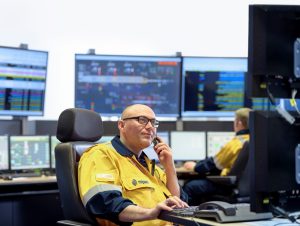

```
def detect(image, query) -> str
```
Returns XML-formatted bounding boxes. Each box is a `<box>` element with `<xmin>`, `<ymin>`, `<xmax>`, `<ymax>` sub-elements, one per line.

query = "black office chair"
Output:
<box><xmin>55</xmin><ymin>108</ymin><xmax>104</xmax><ymax>226</ymax></box>
<box><xmin>207</xmin><ymin>141</ymin><xmax>250</xmax><ymax>203</ymax></box>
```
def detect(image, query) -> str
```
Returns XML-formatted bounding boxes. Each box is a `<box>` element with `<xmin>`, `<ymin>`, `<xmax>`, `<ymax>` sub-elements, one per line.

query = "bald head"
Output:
<box><xmin>121</xmin><ymin>104</ymin><xmax>155</xmax><ymax>119</ymax></box>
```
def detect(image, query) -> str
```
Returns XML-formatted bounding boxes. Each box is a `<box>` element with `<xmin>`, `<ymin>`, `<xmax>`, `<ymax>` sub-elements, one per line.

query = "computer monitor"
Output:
<box><xmin>247</xmin><ymin>5</ymin><xmax>300</xmax><ymax>99</ymax></box>
<box><xmin>0</xmin><ymin>46</ymin><xmax>48</xmax><ymax>116</ymax></box>
<box><xmin>75</xmin><ymin>54</ymin><xmax>181</xmax><ymax>119</ymax></box>
<box><xmin>250</xmin><ymin>111</ymin><xmax>300</xmax><ymax>213</ymax></box>
<box><xmin>50</xmin><ymin>135</ymin><xmax>60</xmax><ymax>169</ymax></box>
<box><xmin>170</xmin><ymin>131</ymin><xmax>206</xmax><ymax>162</ymax></box>
<box><xmin>143</xmin><ymin>131</ymin><xmax>170</xmax><ymax>161</ymax></box>
<box><xmin>281</xmin><ymin>98</ymin><xmax>300</xmax><ymax>112</ymax></box>
<box><xmin>181</xmin><ymin>57</ymin><xmax>270</xmax><ymax>117</ymax></box>
<box><xmin>0</xmin><ymin>135</ymin><xmax>9</xmax><ymax>170</ymax></box>
<box><xmin>206</xmin><ymin>131</ymin><xmax>235</xmax><ymax>157</ymax></box>
<box><xmin>10</xmin><ymin>135</ymin><xmax>50</xmax><ymax>170</ymax></box>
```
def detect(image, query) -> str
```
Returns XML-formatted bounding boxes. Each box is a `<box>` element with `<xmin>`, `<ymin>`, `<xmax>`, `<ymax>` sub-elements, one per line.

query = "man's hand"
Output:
<box><xmin>183</xmin><ymin>161</ymin><xmax>197</xmax><ymax>171</ymax></box>
<box><xmin>153</xmin><ymin>136</ymin><xmax>173</xmax><ymax>167</ymax></box>
<box><xmin>119</xmin><ymin>196</ymin><xmax>189</xmax><ymax>222</ymax></box>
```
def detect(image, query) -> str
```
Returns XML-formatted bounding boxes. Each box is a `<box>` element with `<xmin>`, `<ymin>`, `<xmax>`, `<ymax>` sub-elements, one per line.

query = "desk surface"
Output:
<box><xmin>159</xmin><ymin>213</ymin><xmax>296</xmax><ymax>226</ymax></box>
<box><xmin>0</xmin><ymin>176</ymin><xmax>58</xmax><ymax>197</ymax></box>
<box><xmin>176</xmin><ymin>167</ymin><xmax>194</xmax><ymax>173</ymax></box>
<box><xmin>0</xmin><ymin>176</ymin><xmax>56</xmax><ymax>185</ymax></box>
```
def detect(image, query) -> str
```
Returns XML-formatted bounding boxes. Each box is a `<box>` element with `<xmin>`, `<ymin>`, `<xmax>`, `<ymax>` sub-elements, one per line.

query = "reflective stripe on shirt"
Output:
<box><xmin>82</xmin><ymin>184</ymin><xmax>122</xmax><ymax>206</ymax></box>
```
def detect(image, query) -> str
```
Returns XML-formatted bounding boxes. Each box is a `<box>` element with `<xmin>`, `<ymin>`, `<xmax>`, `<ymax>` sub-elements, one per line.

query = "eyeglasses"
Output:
<box><xmin>122</xmin><ymin>116</ymin><xmax>159</xmax><ymax>128</ymax></box>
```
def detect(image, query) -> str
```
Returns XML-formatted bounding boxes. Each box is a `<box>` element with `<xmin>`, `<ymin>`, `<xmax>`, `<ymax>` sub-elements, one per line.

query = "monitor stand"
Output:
<box><xmin>13</xmin><ymin>116</ymin><xmax>36</xmax><ymax>135</ymax></box>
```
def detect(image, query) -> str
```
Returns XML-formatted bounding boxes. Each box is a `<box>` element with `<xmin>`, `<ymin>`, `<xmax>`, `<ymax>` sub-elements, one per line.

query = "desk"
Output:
<box><xmin>159</xmin><ymin>212</ymin><xmax>297</xmax><ymax>226</ymax></box>
<box><xmin>0</xmin><ymin>175</ymin><xmax>56</xmax><ymax>185</ymax></box>
<box><xmin>0</xmin><ymin>176</ymin><xmax>63</xmax><ymax>226</ymax></box>
<box><xmin>0</xmin><ymin>176</ymin><xmax>58</xmax><ymax>196</ymax></box>
<box><xmin>176</xmin><ymin>167</ymin><xmax>200</xmax><ymax>181</ymax></box>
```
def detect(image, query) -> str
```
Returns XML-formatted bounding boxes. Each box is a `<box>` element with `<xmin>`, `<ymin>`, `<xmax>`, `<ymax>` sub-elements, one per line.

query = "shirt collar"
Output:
<box><xmin>111</xmin><ymin>135</ymin><xmax>136</xmax><ymax>158</ymax></box>
<box><xmin>236</xmin><ymin>129</ymin><xmax>250</xmax><ymax>136</ymax></box>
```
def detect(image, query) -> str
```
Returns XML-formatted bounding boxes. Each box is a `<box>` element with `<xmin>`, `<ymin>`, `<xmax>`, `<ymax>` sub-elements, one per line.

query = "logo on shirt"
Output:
<box><xmin>138</xmin><ymin>180</ymin><xmax>149</xmax><ymax>184</ymax></box>
<box><xmin>132</xmin><ymin>179</ymin><xmax>149</xmax><ymax>186</ymax></box>
<box><xmin>132</xmin><ymin>179</ymin><xmax>137</xmax><ymax>186</ymax></box>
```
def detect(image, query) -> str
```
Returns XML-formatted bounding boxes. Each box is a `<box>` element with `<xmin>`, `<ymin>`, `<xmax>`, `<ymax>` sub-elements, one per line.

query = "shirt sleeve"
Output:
<box><xmin>85</xmin><ymin>190</ymin><xmax>134</xmax><ymax>225</ymax></box>
<box><xmin>194</xmin><ymin>157</ymin><xmax>221</xmax><ymax>176</ymax></box>
<box><xmin>78</xmin><ymin>145</ymin><xmax>135</xmax><ymax>224</ymax></box>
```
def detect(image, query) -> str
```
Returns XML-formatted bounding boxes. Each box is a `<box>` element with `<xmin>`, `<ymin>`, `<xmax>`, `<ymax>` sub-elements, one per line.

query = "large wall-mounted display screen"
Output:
<box><xmin>0</xmin><ymin>46</ymin><xmax>48</xmax><ymax>116</ymax></box>
<box><xmin>75</xmin><ymin>54</ymin><xmax>181</xmax><ymax>118</ymax></box>
<box><xmin>181</xmin><ymin>57</ymin><xmax>271</xmax><ymax>117</ymax></box>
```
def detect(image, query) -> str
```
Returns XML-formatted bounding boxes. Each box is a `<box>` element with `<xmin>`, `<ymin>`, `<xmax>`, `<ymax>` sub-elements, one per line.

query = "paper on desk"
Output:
<box><xmin>233</xmin><ymin>218</ymin><xmax>299</xmax><ymax>226</ymax></box>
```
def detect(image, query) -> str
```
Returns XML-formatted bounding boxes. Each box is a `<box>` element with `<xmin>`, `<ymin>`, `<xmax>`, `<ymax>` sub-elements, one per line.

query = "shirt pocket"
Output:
<box><xmin>121</xmin><ymin>176</ymin><xmax>155</xmax><ymax>191</ymax></box>
<box><xmin>121</xmin><ymin>176</ymin><xmax>161</xmax><ymax>209</ymax></box>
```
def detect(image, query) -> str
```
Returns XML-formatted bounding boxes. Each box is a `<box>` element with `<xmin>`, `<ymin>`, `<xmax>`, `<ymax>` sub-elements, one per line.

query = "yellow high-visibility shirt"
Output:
<box><xmin>78</xmin><ymin>139</ymin><xmax>173</xmax><ymax>226</ymax></box>
<box><xmin>214</xmin><ymin>134</ymin><xmax>249</xmax><ymax>176</ymax></box>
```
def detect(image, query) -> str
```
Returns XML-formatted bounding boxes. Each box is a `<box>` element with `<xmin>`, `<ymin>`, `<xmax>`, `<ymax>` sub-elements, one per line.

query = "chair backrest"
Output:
<box><xmin>228</xmin><ymin>141</ymin><xmax>250</xmax><ymax>179</ymax></box>
<box><xmin>229</xmin><ymin>140</ymin><xmax>250</xmax><ymax>198</ymax></box>
<box><xmin>55</xmin><ymin>108</ymin><xmax>104</xmax><ymax>224</ymax></box>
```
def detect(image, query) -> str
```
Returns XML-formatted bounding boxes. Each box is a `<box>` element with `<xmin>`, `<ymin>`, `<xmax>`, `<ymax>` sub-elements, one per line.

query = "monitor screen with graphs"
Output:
<box><xmin>75</xmin><ymin>54</ymin><xmax>181</xmax><ymax>118</ymax></box>
<box><xmin>50</xmin><ymin>135</ymin><xmax>60</xmax><ymax>169</ymax></box>
<box><xmin>10</xmin><ymin>135</ymin><xmax>50</xmax><ymax>170</ymax></box>
<box><xmin>143</xmin><ymin>131</ymin><xmax>170</xmax><ymax>161</ymax></box>
<box><xmin>206</xmin><ymin>131</ymin><xmax>235</xmax><ymax>157</ymax></box>
<box><xmin>181</xmin><ymin>57</ymin><xmax>271</xmax><ymax>117</ymax></box>
<box><xmin>0</xmin><ymin>135</ymin><xmax>9</xmax><ymax>170</ymax></box>
<box><xmin>0</xmin><ymin>46</ymin><xmax>48</xmax><ymax>116</ymax></box>
<box><xmin>170</xmin><ymin>131</ymin><xmax>206</xmax><ymax>161</ymax></box>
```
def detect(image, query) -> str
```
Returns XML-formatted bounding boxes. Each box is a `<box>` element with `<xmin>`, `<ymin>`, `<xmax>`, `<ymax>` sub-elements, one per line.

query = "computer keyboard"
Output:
<box><xmin>169</xmin><ymin>206</ymin><xmax>199</xmax><ymax>217</ymax></box>
<box><xmin>164</xmin><ymin>202</ymin><xmax>273</xmax><ymax>223</ymax></box>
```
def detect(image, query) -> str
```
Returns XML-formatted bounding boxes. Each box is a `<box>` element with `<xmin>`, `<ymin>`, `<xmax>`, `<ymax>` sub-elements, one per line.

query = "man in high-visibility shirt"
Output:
<box><xmin>183</xmin><ymin>108</ymin><xmax>251</xmax><ymax>205</ymax></box>
<box><xmin>78</xmin><ymin>104</ymin><xmax>188</xmax><ymax>226</ymax></box>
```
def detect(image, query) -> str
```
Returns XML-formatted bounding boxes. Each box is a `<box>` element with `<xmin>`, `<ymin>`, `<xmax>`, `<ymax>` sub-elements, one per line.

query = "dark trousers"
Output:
<box><xmin>183</xmin><ymin>179</ymin><xmax>228</xmax><ymax>206</ymax></box>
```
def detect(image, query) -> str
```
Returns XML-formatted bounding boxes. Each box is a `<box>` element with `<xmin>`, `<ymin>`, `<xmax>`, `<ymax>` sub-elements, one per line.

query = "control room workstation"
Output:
<box><xmin>0</xmin><ymin>131</ymin><xmax>234</xmax><ymax>178</ymax></box>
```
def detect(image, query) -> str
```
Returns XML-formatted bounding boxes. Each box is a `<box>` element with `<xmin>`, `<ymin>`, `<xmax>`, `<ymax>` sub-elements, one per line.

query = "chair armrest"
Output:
<box><xmin>57</xmin><ymin>220</ymin><xmax>93</xmax><ymax>226</ymax></box>
<box><xmin>206</xmin><ymin>175</ymin><xmax>237</xmax><ymax>186</ymax></box>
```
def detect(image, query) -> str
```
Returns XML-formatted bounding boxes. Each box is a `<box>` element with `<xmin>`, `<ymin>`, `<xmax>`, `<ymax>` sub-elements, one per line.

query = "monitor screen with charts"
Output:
<box><xmin>181</xmin><ymin>57</ymin><xmax>271</xmax><ymax>117</ymax></box>
<box><xmin>143</xmin><ymin>132</ymin><xmax>170</xmax><ymax>161</ymax></box>
<box><xmin>75</xmin><ymin>54</ymin><xmax>181</xmax><ymax>118</ymax></box>
<box><xmin>0</xmin><ymin>46</ymin><xmax>48</xmax><ymax>116</ymax></box>
<box><xmin>50</xmin><ymin>135</ymin><xmax>60</xmax><ymax>169</ymax></box>
<box><xmin>206</xmin><ymin>131</ymin><xmax>235</xmax><ymax>157</ymax></box>
<box><xmin>10</xmin><ymin>135</ymin><xmax>50</xmax><ymax>170</ymax></box>
<box><xmin>170</xmin><ymin>131</ymin><xmax>206</xmax><ymax>161</ymax></box>
<box><xmin>0</xmin><ymin>135</ymin><xmax>9</xmax><ymax>170</ymax></box>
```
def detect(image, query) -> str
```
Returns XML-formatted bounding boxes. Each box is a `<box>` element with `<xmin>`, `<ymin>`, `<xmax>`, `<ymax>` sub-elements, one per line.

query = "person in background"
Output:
<box><xmin>78</xmin><ymin>104</ymin><xmax>188</xmax><ymax>226</ymax></box>
<box><xmin>183</xmin><ymin>108</ymin><xmax>252</xmax><ymax>205</ymax></box>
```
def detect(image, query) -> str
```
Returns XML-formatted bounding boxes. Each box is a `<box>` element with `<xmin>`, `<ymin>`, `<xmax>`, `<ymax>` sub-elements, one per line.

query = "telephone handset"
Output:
<box><xmin>152</xmin><ymin>137</ymin><xmax>159</xmax><ymax>146</ymax></box>
<box><xmin>198</xmin><ymin>201</ymin><xmax>236</xmax><ymax>216</ymax></box>
<box><xmin>195</xmin><ymin>201</ymin><xmax>273</xmax><ymax>222</ymax></box>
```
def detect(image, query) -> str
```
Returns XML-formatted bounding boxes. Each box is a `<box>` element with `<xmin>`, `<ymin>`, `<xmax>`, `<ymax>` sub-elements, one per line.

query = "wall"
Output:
<box><xmin>0</xmin><ymin>0</ymin><xmax>299</xmax><ymax>120</ymax></box>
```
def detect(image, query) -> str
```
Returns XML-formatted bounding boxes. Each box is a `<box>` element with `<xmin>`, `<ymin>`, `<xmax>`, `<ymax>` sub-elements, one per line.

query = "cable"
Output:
<box><xmin>271</xmin><ymin>205</ymin><xmax>298</xmax><ymax>223</ymax></box>
<box><xmin>267</xmin><ymin>81</ymin><xmax>276</xmax><ymax>106</ymax></box>
<box><xmin>273</xmin><ymin>222</ymin><xmax>300</xmax><ymax>226</ymax></box>
<box><xmin>291</xmin><ymin>89</ymin><xmax>300</xmax><ymax>116</ymax></box>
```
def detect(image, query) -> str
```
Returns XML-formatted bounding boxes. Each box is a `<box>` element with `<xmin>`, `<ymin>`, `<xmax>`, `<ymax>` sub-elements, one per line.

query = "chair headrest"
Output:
<box><xmin>56</xmin><ymin>108</ymin><xmax>104</xmax><ymax>142</ymax></box>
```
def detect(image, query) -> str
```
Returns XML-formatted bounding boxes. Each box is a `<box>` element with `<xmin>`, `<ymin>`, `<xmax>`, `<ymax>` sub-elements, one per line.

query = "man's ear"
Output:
<box><xmin>237</xmin><ymin>119</ymin><xmax>244</xmax><ymax>128</ymax></box>
<box><xmin>118</xmin><ymin>120</ymin><xmax>125</xmax><ymax>130</ymax></box>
